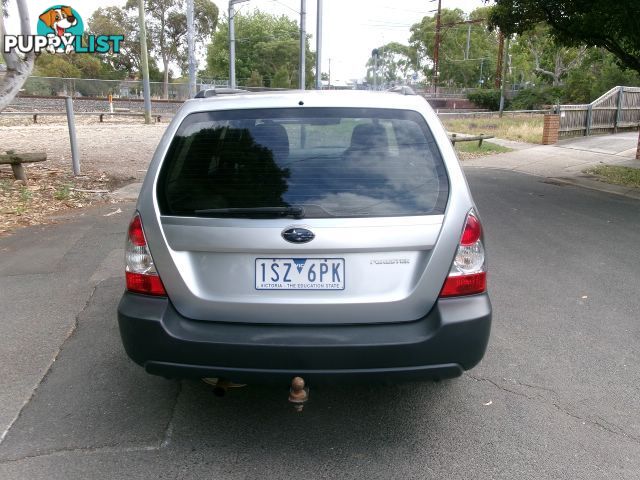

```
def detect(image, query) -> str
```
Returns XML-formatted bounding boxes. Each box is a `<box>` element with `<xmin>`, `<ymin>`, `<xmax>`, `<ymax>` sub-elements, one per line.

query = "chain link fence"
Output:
<box><xmin>21</xmin><ymin>76</ymin><xmax>232</xmax><ymax>101</ymax></box>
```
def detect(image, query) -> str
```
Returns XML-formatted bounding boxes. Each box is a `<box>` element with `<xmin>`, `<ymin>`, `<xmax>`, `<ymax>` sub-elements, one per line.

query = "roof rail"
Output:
<box><xmin>194</xmin><ymin>88</ymin><xmax>249</xmax><ymax>99</ymax></box>
<box><xmin>387</xmin><ymin>86</ymin><xmax>417</xmax><ymax>96</ymax></box>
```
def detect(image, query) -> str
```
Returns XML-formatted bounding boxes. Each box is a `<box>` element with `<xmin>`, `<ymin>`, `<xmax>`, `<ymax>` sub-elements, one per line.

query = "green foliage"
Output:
<box><xmin>54</xmin><ymin>184</ymin><xmax>72</xmax><ymax>201</ymax></box>
<box><xmin>455</xmin><ymin>141</ymin><xmax>511</xmax><ymax>155</ymax></box>
<box><xmin>35</xmin><ymin>54</ymin><xmax>81</xmax><ymax>78</ymax></box>
<box><xmin>510</xmin><ymin>24</ymin><xmax>587</xmax><ymax>86</ymax></box>
<box><xmin>489</xmin><ymin>1</ymin><xmax>640</xmax><ymax>74</ymax></box>
<box><xmin>246</xmin><ymin>70</ymin><xmax>264</xmax><ymax>87</ymax></box>
<box><xmin>205</xmin><ymin>10</ymin><xmax>314</xmax><ymax>88</ymax></box>
<box><xmin>271</xmin><ymin>66</ymin><xmax>291</xmax><ymax>89</ymax></box>
<box><xmin>509</xmin><ymin>86</ymin><xmax>565</xmax><ymax>110</ymax></box>
<box><xmin>564</xmin><ymin>50</ymin><xmax>640</xmax><ymax>103</ymax></box>
<box><xmin>467</xmin><ymin>89</ymin><xmax>503</xmax><ymax>111</ymax></box>
<box><xmin>124</xmin><ymin>0</ymin><xmax>219</xmax><ymax>96</ymax></box>
<box><xmin>586</xmin><ymin>166</ymin><xmax>640</xmax><ymax>188</ymax></box>
<box><xmin>410</xmin><ymin>7</ymin><xmax>498</xmax><ymax>88</ymax></box>
<box><xmin>19</xmin><ymin>186</ymin><xmax>32</xmax><ymax>202</ymax></box>
<box><xmin>365</xmin><ymin>42</ymin><xmax>416</xmax><ymax>85</ymax></box>
<box><xmin>88</xmin><ymin>6</ymin><xmax>147</xmax><ymax>77</ymax></box>
<box><xmin>30</xmin><ymin>51</ymin><xmax>128</xmax><ymax>96</ymax></box>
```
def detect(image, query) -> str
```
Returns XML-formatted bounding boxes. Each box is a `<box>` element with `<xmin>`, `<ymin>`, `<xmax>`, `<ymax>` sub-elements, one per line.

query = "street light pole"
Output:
<box><xmin>315</xmin><ymin>0</ymin><xmax>322</xmax><ymax>90</ymax></box>
<box><xmin>187</xmin><ymin>0</ymin><xmax>196</xmax><ymax>97</ymax></box>
<box><xmin>229</xmin><ymin>2</ymin><xmax>237</xmax><ymax>88</ymax></box>
<box><xmin>299</xmin><ymin>0</ymin><xmax>306</xmax><ymax>89</ymax></box>
<box><xmin>137</xmin><ymin>0</ymin><xmax>152</xmax><ymax>124</ymax></box>
<box><xmin>229</xmin><ymin>0</ymin><xmax>250</xmax><ymax>89</ymax></box>
<box><xmin>499</xmin><ymin>35</ymin><xmax>510</xmax><ymax>117</ymax></box>
<box><xmin>372</xmin><ymin>49</ymin><xmax>379</xmax><ymax>90</ymax></box>
<box><xmin>433</xmin><ymin>0</ymin><xmax>442</xmax><ymax>96</ymax></box>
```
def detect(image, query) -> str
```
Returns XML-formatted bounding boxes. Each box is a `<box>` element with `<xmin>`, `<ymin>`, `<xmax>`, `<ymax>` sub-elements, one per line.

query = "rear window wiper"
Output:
<box><xmin>193</xmin><ymin>206</ymin><xmax>305</xmax><ymax>219</ymax></box>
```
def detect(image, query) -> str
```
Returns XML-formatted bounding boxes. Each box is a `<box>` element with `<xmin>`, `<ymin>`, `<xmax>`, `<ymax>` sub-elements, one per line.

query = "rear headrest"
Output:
<box><xmin>349</xmin><ymin>123</ymin><xmax>388</xmax><ymax>151</ymax></box>
<box><xmin>251</xmin><ymin>122</ymin><xmax>290</xmax><ymax>161</ymax></box>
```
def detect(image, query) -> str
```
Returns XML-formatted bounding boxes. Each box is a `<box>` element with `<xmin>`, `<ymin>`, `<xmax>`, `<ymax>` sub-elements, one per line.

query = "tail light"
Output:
<box><xmin>125</xmin><ymin>213</ymin><xmax>166</xmax><ymax>296</ymax></box>
<box><xmin>440</xmin><ymin>209</ymin><xmax>487</xmax><ymax>297</ymax></box>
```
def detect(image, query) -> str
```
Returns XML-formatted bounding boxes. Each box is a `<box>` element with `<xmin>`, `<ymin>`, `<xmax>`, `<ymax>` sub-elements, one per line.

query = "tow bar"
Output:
<box><xmin>202</xmin><ymin>378</ymin><xmax>246</xmax><ymax>397</ymax></box>
<box><xmin>288</xmin><ymin>376</ymin><xmax>309</xmax><ymax>412</ymax></box>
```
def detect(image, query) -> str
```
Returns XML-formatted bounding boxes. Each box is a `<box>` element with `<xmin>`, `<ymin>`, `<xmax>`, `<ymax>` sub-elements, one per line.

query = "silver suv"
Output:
<box><xmin>118</xmin><ymin>90</ymin><xmax>491</xmax><ymax>384</ymax></box>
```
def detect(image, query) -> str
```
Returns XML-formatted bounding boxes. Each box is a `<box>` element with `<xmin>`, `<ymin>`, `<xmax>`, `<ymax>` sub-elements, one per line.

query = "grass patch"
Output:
<box><xmin>454</xmin><ymin>140</ymin><xmax>512</xmax><ymax>161</ymax></box>
<box><xmin>585</xmin><ymin>165</ymin><xmax>640</xmax><ymax>189</ymax></box>
<box><xmin>443</xmin><ymin>116</ymin><xmax>544</xmax><ymax>144</ymax></box>
<box><xmin>19</xmin><ymin>185</ymin><xmax>32</xmax><ymax>202</ymax></box>
<box><xmin>53</xmin><ymin>183</ymin><xmax>72</xmax><ymax>200</ymax></box>
<box><xmin>455</xmin><ymin>141</ymin><xmax>511</xmax><ymax>155</ymax></box>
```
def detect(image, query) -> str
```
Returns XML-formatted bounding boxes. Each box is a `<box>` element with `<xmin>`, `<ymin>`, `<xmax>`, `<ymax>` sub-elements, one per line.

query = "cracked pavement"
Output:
<box><xmin>0</xmin><ymin>169</ymin><xmax>639</xmax><ymax>479</ymax></box>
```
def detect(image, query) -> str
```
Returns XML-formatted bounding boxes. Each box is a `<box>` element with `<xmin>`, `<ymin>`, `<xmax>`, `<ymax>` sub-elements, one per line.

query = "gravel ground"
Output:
<box><xmin>6</xmin><ymin>96</ymin><xmax>182</xmax><ymax>114</ymax></box>
<box><xmin>0</xmin><ymin>123</ymin><xmax>167</xmax><ymax>181</ymax></box>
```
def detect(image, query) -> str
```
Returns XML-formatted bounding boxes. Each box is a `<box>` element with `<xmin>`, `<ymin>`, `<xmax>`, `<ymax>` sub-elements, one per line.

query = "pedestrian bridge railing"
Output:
<box><xmin>558</xmin><ymin>86</ymin><xmax>640</xmax><ymax>138</ymax></box>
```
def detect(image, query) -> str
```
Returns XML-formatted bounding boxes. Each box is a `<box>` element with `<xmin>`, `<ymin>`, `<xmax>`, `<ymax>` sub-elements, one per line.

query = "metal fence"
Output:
<box><xmin>21</xmin><ymin>76</ymin><xmax>231</xmax><ymax>101</ymax></box>
<box><xmin>558</xmin><ymin>86</ymin><xmax>640</xmax><ymax>138</ymax></box>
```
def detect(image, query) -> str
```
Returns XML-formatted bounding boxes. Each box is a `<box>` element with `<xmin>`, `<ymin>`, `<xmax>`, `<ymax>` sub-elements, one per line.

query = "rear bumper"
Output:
<box><xmin>117</xmin><ymin>293</ymin><xmax>491</xmax><ymax>384</ymax></box>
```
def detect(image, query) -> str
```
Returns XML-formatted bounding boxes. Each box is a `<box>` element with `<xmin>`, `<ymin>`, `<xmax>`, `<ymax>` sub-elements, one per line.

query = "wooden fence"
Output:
<box><xmin>559</xmin><ymin>86</ymin><xmax>640</xmax><ymax>138</ymax></box>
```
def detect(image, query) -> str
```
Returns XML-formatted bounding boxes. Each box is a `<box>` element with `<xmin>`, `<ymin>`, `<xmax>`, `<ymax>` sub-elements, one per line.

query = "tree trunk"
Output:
<box><xmin>163</xmin><ymin>58</ymin><xmax>169</xmax><ymax>100</ymax></box>
<box><xmin>636</xmin><ymin>130</ymin><xmax>640</xmax><ymax>160</ymax></box>
<box><xmin>0</xmin><ymin>0</ymin><xmax>35</xmax><ymax>112</ymax></box>
<box><xmin>553</xmin><ymin>53</ymin><xmax>563</xmax><ymax>86</ymax></box>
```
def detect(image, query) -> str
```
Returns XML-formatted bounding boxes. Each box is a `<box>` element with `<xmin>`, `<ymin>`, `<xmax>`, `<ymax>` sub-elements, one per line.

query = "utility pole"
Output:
<box><xmin>433</xmin><ymin>0</ymin><xmax>442</xmax><ymax>96</ymax></box>
<box><xmin>465</xmin><ymin>24</ymin><xmax>471</xmax><ymax>60</ymax></box>
<box><xmin>137</xmin><ymin>0</ymin><xmax>152</xmax><ymax>124</ymax></box>
<box><xmin>299</xmin><ymin>0</ymin><xmax>306</xmax><ymax>89</ymax></box>
<box><xmin>328</xmin><ymin>57</ymin><xmax>331</xmax><ymax>88</ymax></box>
<box><xmin>495</xmin><ymin>31</ymin><xmax>504</xmax><ymax>89</ymax></box>
<box><xmin>315</xmin><ymin>0</ymin><xmax>323</xmax><ymax>90</ymax></box>
<box><xmin>187</xmin><ymin>0</ymin><xmax>196</xmax><ymax>97</ymax></box>
<box><xmin>499</xmin><ymin>34</ymin><xmax>510</xmax><ymax>117</ymax></box>
<box><xmin>372</xmin><ymin>49</ymin><xmax>379</xmax><ymax>90</ymax></box>
<box><xmin>229</xmin><ymin>0</ymin><xmax>249</xmax><ymax>89</ymax></box>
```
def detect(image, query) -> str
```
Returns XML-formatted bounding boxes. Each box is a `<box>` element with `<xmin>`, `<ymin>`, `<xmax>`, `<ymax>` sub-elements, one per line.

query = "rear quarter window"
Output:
<box><xmin>157</xmin><ymin>107</ymin><xmax>448</xmax><ymax>218</ymax></box>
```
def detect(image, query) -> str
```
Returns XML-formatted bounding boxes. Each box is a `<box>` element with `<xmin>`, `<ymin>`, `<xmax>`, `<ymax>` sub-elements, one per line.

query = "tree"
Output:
<box><xmin>488</xmin><ymin>0</ymin><xmax>640</xmax><ymax>156</ymax></box>
<box><xmin>511</xmin><ymin>24</ymin><xmax>586</xmax><ymax>86</ymax></box>
<box><xmin>0</xmin><ymin>0</ymin><xmax>35</xmax><ymax>111</ymax></box>
<box><xmin>271</xmin><ymin>66</ymin><xmax>291</xmax><ymax>88</ymax></box>
<box><xmin>88</xmin><ymin>7</ymin><xmax>144</xmax><ymax>77</ymax></box>
<box><xmin>246</xmin><ymin>70</ymin><xmax>263</xmax><ymax>87</ymax></box>
<box><xmin>564</xmin><ymin>50</ymin><xmax>640</xmax><ymax>103</ymax></box>
<box><xmin>125</xmin><ymin>0</ymin><xmax>218</xmax><ymax>98</ymax></box>
<box><xmin>410</xmin><ymin>7</ymin><xmax>499</xmax><ymax>88</ymax></box>
<box><xmin>488</xmin><ymin>1</ymin><xmax>640</xmax><ymax>73</ymax></box>
<box><xmin>365</xmin><ymin>42</ymin><xmax>416</xmax><ymax>87</ymax></box>
<box><xmin>205</xmin><ymin>10</ymin><xmax>314</xmax><ymax>88</ymax></box>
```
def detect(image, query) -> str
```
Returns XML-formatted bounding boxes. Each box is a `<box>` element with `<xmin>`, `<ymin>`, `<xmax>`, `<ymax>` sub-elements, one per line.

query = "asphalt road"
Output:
<box><xmin>1</xmin><ymin>168</ymin><xmax>639</xmax><ymax>479</ymax></box>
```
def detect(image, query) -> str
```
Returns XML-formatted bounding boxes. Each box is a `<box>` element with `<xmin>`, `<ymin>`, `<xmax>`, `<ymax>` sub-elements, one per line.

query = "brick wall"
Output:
<box><xmin>542</xmin><ymin>114</ymin><xmax>560</xmax><ymax>145</ymax></box>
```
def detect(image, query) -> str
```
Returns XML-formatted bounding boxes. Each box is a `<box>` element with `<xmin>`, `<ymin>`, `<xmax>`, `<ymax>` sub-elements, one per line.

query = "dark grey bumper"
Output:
<box><xmin>117</xmin><ymin>293</ymin><xmax>491</xmax><ymax>384</ymax></box>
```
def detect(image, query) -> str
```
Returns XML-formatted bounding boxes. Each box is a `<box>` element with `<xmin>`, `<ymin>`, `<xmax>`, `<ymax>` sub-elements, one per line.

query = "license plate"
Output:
<box><xmin>255</xmin><ymin>258</ymin><xmax>345</xmax><ymax>290</ymax></box>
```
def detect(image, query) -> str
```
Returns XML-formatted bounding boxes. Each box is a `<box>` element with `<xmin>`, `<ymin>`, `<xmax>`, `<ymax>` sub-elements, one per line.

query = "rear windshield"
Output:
<box><xmin>157</xmin><ymin>107</ymin><xmax>448</xmax><ymax>218</ymax></box>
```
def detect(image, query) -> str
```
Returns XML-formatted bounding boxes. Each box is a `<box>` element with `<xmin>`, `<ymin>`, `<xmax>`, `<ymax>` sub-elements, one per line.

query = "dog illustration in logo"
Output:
<box><xmin>39</xmin><ymin>6</ymin><xmax>78</xmax><ymax>54</ymax></box>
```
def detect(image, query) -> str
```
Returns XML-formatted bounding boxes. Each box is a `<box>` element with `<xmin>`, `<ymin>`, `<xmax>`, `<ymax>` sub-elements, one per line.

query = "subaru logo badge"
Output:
<box><xmin>282</xmin><ymin>227</ymin><xmax>315</xmax><ymax>244</ymax></box>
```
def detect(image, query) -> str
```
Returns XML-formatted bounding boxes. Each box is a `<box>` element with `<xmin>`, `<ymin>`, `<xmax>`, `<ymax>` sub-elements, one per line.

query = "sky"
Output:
<box><xmin>3</xmin><ymin>0</ymin><xmax>488</xmax><ymax>81</ymax></box>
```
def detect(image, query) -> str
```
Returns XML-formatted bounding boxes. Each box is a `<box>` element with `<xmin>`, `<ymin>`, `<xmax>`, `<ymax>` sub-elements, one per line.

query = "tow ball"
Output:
<box><xmin>288</xmin><ymin>376</ymin><xmax>309</xmax><ymax>412</ymax></box>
